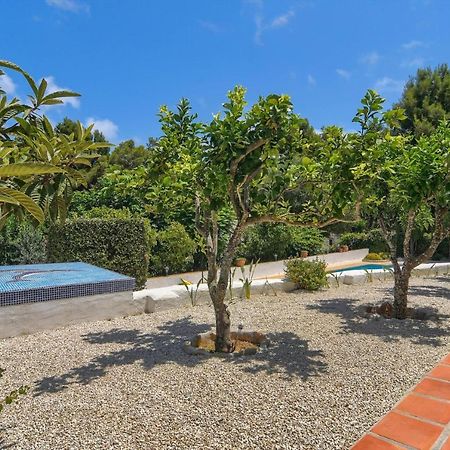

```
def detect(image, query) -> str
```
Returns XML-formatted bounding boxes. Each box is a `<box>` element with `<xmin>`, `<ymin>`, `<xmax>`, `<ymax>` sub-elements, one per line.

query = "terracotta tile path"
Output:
<box><xmin>352</xmin><ymin>355</ymin><xmax>450</xmax><ymax>450</ymax></box>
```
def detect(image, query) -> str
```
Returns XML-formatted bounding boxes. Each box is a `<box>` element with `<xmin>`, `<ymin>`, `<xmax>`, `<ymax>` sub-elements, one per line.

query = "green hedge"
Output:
<box><xmin>339</xmin><ymin>229</ymin><xmax>389</xmax><ymax>253</ymax></box>
<box><xmin>47</xmin><ymin>219</ymin><xmax>149</xmax><ymax>289</ymax></box>
<box><xmin>238</xmin><ymin>224</ymin><xmax>325</xmax><ymax>262</ymax></box>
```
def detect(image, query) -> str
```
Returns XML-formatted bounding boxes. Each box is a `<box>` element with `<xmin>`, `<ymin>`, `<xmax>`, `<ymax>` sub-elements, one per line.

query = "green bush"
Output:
<box><xmin>70</xmin><ymin>206</ymin><xmax>135</xmax><ymax>220</ymax></box>
<box><xmin>238</xmin><ymin>224</ymin><xmax>292</xmax><ymax>261</ymax></box>
<box><xmin>0</xmin><ymin>219</ymin><xmax>46</xmax><ymax>265</ymax></box>
<box><xmin>70</xmin><ymin>207</ymin><xmax>157</xmax><ymax>255</ymax></box>
<box><xmin>339</xmin><ymin>229</ymin><xmax>388</xmax><ymax>253</ymax></box>
<box><xmin>364</xmin><ymin>252</ymin><xmax>383</xmax><ymax>261</ymax></box>
<box><xmin>238</xmin><ymin>224</ymin><xmax>325</xmax><ymax>262</ymax></box>
<box><xmin>285</xmin><ymin>258</ymin><xmax>328</xmax><ymax>290</ymax></box>
<box><xmin>288</xmin><ymin>227</ymin><xmax>325</xmax><ymax>256</ymax></box>
<box><xmin>47</xmin><ymin>219</ymin><xmax>149</xmax><ymax>289</ymax></box>
<box><xmin>150</xmin><ymin>222</ymin><xmax>197</xmax><ymax>275</ymax></box>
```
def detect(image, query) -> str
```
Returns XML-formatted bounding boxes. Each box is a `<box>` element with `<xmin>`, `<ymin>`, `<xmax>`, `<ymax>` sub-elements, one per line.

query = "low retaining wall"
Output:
<box><xmin>134</xmin><ymin>278</ymin><xmax>297</xmax><ymax>313</ymax></box>
<box><xmin>328</xmin><ymin>262</ymin><xmax>450</xmax><ymax>287</ymax></box>
<box><xmin>0</xmin><ymin>291</ymin><xmax>140</xmax><ymax>339</ymax></box>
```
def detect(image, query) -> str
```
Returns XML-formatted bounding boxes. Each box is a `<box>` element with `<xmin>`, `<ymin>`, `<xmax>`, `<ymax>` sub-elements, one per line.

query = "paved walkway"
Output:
<box><xmin>352</xmin><ymin>354</ymin><xmax>450</xmax><ymax>450</ymax></box>
<box><xmin>145</xmin><ymin>248</ymin><xmax>368</xmax><ymax>289</ymax></box>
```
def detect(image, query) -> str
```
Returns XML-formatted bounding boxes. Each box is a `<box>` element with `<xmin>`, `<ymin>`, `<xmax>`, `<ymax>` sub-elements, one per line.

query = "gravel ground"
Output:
<box><xmin>1</xmin><ymin>277</ymin><xmax>450</xmax><ymax>449</ymax></box>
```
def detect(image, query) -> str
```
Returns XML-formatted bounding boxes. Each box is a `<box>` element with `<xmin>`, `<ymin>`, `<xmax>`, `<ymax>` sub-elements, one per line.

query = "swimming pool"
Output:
<box><xmin>0</xmin><ymin>262</ymin><xmax>135</xmax><ymax>307</ymax></box>
<box><xmin>331</xmin><ymin>263</ymin><xmax>392</xmax><ymax>273</ymax></box>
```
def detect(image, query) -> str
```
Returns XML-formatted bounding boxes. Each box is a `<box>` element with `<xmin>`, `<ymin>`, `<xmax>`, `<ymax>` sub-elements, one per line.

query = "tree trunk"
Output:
<box><xmin>210</xmin><ymin>286</ymin><xmax>234</xmax><ymax>352</ymax></box>
<box><xmin>393</xmin><ymin>267</ymin><xmax>411</xmax><ymax>319</ymax></box>
<box><xmin>209</xmin><ymin>221</ymin><xmax>246</xmax><ymax>352</ymax></box>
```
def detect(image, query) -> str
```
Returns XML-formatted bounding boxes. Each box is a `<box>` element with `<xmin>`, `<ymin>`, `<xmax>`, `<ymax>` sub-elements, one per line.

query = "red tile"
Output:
<box><xmin>372</xmin><ymin>411</ymin><xmax>443</xmax><ymax>449</ymax></box>
<box><xmin>414</xmin><ymin>378</ymin><xmax>450</xmax><ymax>401</ymax></box>
<box><xmin>441</xmin><ymin>354</ymin><xmax>450</xmax><ymax>366</ymax></box>
<box><xmin>396</xmin><ymin>393</ymin><xmax>450</xmax><ymax>424</ymax></box>
<box><xmin>441</xmin><ymin>437</ymin><xmax>450</xmax><ymax>450</ymax></box>
<box><xmin>429</xmin><ymin>365</ymin><xmax>450</xmax><ymax>382</ymax></box>
<box><xmin>352</xmin><ymin>434</ymin><xmax>406</xmax><ymax>450</ymax></box>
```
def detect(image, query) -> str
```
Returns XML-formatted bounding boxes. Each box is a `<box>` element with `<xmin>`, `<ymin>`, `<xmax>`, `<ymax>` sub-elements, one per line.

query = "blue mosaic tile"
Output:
<box><xmin>0</xmin><ymin>262</ymin><xmax>135</xmax><ymax>307</ymax></box>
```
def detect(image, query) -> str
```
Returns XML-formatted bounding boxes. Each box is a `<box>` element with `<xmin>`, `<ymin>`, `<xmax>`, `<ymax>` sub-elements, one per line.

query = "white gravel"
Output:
<box><xmin>1</xmin><ymin>276</ymin><xmax>450</xmax><ymax>449</ymax></box>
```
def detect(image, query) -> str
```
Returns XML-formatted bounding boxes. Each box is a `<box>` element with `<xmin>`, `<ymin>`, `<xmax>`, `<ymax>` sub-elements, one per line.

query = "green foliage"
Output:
<box><xmin>12</xmin><ymin>222</ymin><xmax>47</xmax><ymax>264</ymax></box>
<box><xmin>0</xmin><ymin>61</ymin><xmax>106</xmax><ymax>227</ymax></box>
<box><xmin>56</xmin><ymin>117</ymin><xmax>110</xmax><ymax>185</ymax></box>
<box><xmin>150</xmin><ymin>222</ymin><xmax>197</xmax><ymax>275</ymax></box>
<box><xmin>239</xmin><ymin>224</ymin><xmax>291</xmax><ymax>261</ymax></box>
<box><xmin>70</xmin><ymin>206</ymin><xmax>135</xmax><ymax>220</ymax></box>
<box><xmin>0</xmin><ymin>368</ymin><xmax>28</xmax><ymax>415</ymax></box>
<box><xmin>69</xmin><ymin>206</ymin><xmax>157</xmax><ymax>254</ymax></box>
<box><xmin>339</xmin><ymin>229</ymin><xmax>389</xmax><ymax>253</ymax></box>
<box><xmin>285</xmin><ymin>258</ymin><xmax>328</xmax><ymax>290</ymax></box>
<box><xmin>289</xmin><ymin>227</ymin><xmax>325</xmax><ymax>256</ymax></box>
<box><xmin>70</xmin><ymin>168</ymin><xmax>150</xmax><ymax>216</ymax></box>
<box><xmin>0</xmin><ymin>217</ymin><xmax>46</xmax><ymax>264</ymax></box>
<box><xmin>109</xmin><ymin>139</ymin><xmax>152</xmax><ymax>169</ymax></box>
<box><xmin>364</xmin><ymin>252</ymin><xmax>383</xmax><ymax>261</ymax></box>
<box><xmin>47</xmin><ymin>218</ymin><xmax>149</xmax><ymax>289</ymax></box>
<box><xmin>238</xmin><ymin>224</ymin><xmax>324</xmax><ymax>261</ymax></box>
<box><xmin>394</xmin><ymin>64</ymin><xmax>450</xmax><ymax>137</ymax></box>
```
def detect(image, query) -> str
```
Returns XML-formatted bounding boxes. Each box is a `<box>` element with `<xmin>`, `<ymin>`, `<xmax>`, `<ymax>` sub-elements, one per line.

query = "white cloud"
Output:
<box><xmin>401</xmin><ymin>57</ymin><xmax>425</xmax><ymax>68</ymax></box>
<box><xmin>360</xmin><ymin>51</ymin><xmax>380</xmax><ymax>66</ymax></box>
<box><xmin>250</xmin><ymin>1</ymin><xmax>295</xmax><ymax>45</ymax></box>
<box><xmin>307</xmin><ymin>74</ymin><xmax>316</xmax><ymax>86</ymax></box>
<box><xmin>402</xmin><ymin>40</ymin><xmax>425</xmax><ymax>50</ymax></box>
<box><xmin>199</xmin><ymin>20</ymin><xmax>221</xmax><ymax>33</ymax></box>
<box><xmin>271</xmin><ymin>10</ymin><xmax>295</xmax><ymax>28</ymax></box>
<box><xmin>45</xmin><ymin>76</ymin><xmax>80</xmax><ymax>108</ymax></box>
<box><xmin>374</xmin><ymin>77</ymin><xmax>404</xmax><ymax>93</ymax></box>
<box><xmin>46</xmin><ymin>0</ymin><xmax>89</xmax><ymax>13</ymax></box>
<box><xmin>336</xmin><ymin>69</ymin><xmax>351</xmax><ymax>79</ymax></box>
<box><xmin>85</xmin><ymin>117</ymin><xmax>118</xmax><ymax>141</ymax></box>
<box><xmin>0</xmin><ymin>73</ymin><xmax>16</xmax><ymax>96</ymax></box>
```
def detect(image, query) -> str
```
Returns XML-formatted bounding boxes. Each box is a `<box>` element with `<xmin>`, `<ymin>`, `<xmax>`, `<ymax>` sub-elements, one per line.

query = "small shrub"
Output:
<box><xmin>364</xmin><ymin>252</ymin><xmax>383</xmax><ymax>261</ymax></box>
<box><xmin>48</xmin><ymin>218</ymin><xmax>149</xmax><ymax>289</ymax></box>
<box><xmin>150</xmin><ymin>222</ymin><xmax>197</xmax><ymax>275</ymax></box>
<box><xmin>285</xmin><ymin>258</ymin><xmax>328</xmax><ymax>290</ymax></box>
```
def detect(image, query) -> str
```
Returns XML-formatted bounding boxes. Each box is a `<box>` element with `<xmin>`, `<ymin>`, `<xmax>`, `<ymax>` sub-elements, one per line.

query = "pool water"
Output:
<box><xmin>331</xmin><ymin>263</ymin><xmax>392</xmax><ymax>273</ymax></box>
<box><xmin>0</xmin><ymin>262</ymin><xmax>135</xmax><ymax>307</ymax></box>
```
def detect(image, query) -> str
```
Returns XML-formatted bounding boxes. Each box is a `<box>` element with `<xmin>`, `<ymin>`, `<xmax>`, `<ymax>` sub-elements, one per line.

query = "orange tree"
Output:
<box><xmin>153</xmin><ymin>87</ymin><xmax>357</xmax><ymax>352</ymax></box>
<box><xmin>351</xmin><ymin>90</ymin><xmax>449</xmax><ymax>319</ymax></box>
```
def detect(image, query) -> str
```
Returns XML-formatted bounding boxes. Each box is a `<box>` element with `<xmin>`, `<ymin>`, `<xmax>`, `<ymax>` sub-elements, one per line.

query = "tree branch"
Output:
<box><xmin>403</xmin><ymin>208</ymin><xmax>417</xmax><ymax>261</ymax></box>
<box><xmin>412</xmin><ymin>207</ymin><xmax>448</xmax><ymax>267</ymax></box>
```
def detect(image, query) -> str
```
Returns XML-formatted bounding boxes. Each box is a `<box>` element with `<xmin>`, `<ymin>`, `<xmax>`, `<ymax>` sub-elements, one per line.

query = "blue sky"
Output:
<box><xmin>2</xmin><ymin>0</ymin><xmax>449</xmax><ymax>143</ymax></box>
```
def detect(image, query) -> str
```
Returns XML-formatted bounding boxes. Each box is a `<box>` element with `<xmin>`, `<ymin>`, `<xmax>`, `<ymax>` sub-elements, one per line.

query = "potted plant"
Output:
<box><xmin>300</xmin><ymin>250</ymin><xmax>309</xmax><ymax>258</ymax></box>
<box><xmin>235</xmin><ymin>257</ymin><xmax>247</xmax><ymax>267</ymax></box>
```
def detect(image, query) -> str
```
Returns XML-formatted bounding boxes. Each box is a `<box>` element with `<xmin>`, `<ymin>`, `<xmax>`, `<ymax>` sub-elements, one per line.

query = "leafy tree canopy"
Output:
<box><xmin>394</xmin><ymin>64</ymin><xmax>450</xmax><ymax>137</ymax></box>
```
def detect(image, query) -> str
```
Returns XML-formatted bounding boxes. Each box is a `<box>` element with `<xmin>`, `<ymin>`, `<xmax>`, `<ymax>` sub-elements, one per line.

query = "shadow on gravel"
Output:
<box><xmin>307</xmin><ymin>296</ymin><xmax>450</xmax><ymax>347</ymax></box>
<box><xmin>34</xmin><ymin>317</ymin><xmax>326</xmax><ymax>395</ymax></box>
<box><xmin>0</xmin><ymin>436</ymin><xmax>16</xmax><ymax>449</ymax></box>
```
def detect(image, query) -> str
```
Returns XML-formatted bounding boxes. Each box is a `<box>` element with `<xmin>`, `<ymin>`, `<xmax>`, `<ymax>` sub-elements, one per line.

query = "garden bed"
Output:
<box><xmin>0</xmin><ymin>277</ymin><xmax>449</xmax><ymax>449</ymax></box>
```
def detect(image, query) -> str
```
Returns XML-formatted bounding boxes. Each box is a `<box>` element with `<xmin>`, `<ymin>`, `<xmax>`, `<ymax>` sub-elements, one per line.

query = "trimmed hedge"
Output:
<box><xmin>47</xmin><ymin>219</ymin><xmax>149</xmax><ymax>289</ymax></box>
